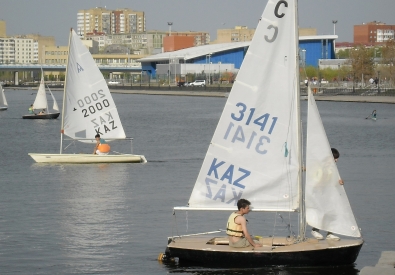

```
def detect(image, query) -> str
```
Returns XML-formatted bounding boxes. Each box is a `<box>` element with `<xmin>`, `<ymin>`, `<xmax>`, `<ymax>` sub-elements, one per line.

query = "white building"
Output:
<box><xmin>14</xmin><ymin>38</ymin><xmax>39</xmax><ymax>64</ymax></box>
<box><xmin>0</xmin><ymin>38</ymin><xmax>15</xmax><ymax>64</ymax></box>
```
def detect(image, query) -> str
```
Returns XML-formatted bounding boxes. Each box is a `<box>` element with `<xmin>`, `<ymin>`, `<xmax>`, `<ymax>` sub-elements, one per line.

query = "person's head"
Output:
<box><xmin>95</xmin><ymin>134</ymin><xmax>100</xmax><ymax>140</ymax></box>
<box><xmin>331</xmin><ymin>148</ymin><xmax>340</xmax><ymax>161</ymax></box>
<box><xmin>237</xmin><ymin>199</ymin><xmax>251</xmax><ymax>211</ymax></box>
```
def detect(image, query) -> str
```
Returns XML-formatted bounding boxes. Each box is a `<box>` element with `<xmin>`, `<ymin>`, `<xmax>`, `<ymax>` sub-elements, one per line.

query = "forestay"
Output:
<box><xmin>63</xmin><ymin>30</ymin><xmax>126</xmax><ymax>143</ymax></box>
<box><xmin>188</xmin><ymin>0</ymin><xmax>300</xmax><ymax>211</ymax></box>
<box><xmin>305</xmin><ymin>87</ymin><xmax>361</xmax><ymax>237</ymax></box>
<box><xmin>33</xmin><ymin>75</ymin><xmax>49</xmax><ymax>110</ymax></box>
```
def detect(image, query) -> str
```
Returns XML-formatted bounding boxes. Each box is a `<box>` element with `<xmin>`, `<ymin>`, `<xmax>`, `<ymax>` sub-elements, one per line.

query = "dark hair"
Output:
<box><xmin>237</xmin><ymin>199</ymin><xmax>251</xmax><ymax>210</ymax></box>
<box><xmin>95</xmin><ymin>134</ymin><xmax>100</xmax><ymax>138</ymax></box>
<box><xmin>331</xmin><ymin>148</ymin><xmax>340</xmax><ymax>159</ymax></box>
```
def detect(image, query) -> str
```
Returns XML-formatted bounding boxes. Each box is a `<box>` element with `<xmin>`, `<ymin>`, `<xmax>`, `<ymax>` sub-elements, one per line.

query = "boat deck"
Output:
<box><xmin>168</xmin><ymin>235</ymin><xmax>363</xmax><ymax>253</ymax></box>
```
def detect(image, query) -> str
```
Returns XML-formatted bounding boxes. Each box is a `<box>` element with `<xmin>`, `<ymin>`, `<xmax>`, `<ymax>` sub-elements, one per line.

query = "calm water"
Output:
<box><xmin>0</xmin><ymin>89</ymin><xmax>394</xmax><ymax>275</ymax></box>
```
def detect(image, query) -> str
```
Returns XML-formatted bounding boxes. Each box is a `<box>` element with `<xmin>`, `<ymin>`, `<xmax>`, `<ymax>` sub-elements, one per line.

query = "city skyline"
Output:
<box><xmin>0</xmin><ymin>0</ymin><xmax>394</xmax><ymax>46</ymax></box>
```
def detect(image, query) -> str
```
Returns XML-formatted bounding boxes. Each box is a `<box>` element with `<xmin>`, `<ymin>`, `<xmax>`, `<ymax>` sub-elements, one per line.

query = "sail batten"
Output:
<box><xmin>63</xmin><ymin>30</ymin><xmax>126</xmax><ymax>143</ymax></box>
<box><xmin>188</xmin><ymin>1</ymin><xmax>300</xmax><ymax>211</ymax></box>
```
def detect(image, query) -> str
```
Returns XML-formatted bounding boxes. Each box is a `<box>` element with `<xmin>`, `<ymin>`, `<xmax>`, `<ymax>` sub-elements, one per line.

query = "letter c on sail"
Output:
<box><xmin>264</xmin><ymin>25</ymin><xmax>278</xmax><ymax>43</ymax></box>
<box><xmin>275</xmin><ymin>0</ymin><xmax>288</xmax><ymax>18</ymax></box>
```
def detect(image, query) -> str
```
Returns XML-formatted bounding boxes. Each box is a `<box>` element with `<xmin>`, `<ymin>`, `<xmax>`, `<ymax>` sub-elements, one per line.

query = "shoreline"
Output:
<box><xmin>6</xmin><ymin>86</ymin><xmax>395</xmax><ymax>104</ymax></box>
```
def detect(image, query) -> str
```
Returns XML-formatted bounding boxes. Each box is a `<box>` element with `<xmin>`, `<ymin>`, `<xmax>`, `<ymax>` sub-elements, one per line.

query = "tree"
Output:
<box><xmin>381</xmin><ymin>39</ymin><xmax>395</xmax><ymax>85</ymax></box>
<box><xmin>349</xmin><ymin>45</ymin><xmax>374</xmax><ymax>84</ymax></box>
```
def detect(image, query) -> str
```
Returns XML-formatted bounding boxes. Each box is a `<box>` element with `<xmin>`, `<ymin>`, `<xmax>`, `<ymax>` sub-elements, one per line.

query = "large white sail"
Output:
<box><xmin>63</xmin><ymin>30</ymin><xmax>126</xmax><ymax>142</ymax></box>
<box><xmin>305</xmin><ymin>87</ymin><xmax>361</xmax><ymax>237</ymax></box>
<box><xmin>0</xmin><ymin>84</ymin><xmax>7</xmax><ymax>106</ymax></box>
<box><xmin>33</xmin><ymin>74</ymin><xmax>48</xmax><ymax>110</ymax></box>
<box><xmin>188</xmin><ymin>0</ymin><xmax>300</xmax><ymax>211</ymax></box>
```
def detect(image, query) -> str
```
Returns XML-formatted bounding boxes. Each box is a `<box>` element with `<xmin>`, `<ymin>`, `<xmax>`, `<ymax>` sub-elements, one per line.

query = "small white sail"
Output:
<box><xmin>47</xmin><ymin>86</ymin><xmax>59</xmax><ymax>111</ymax></box>
<box><xmin>0</xmin><ymin>84</ymin><xmax>7</xmax><ymax>106</ymax></box>
<box><xmin>305</xmin><ymin>87</ymin><xmax>361</xmax><ymax>237</ymax></box>
<box><xmin>63</xmin><ymin>30</ymin><xmax>126</xmax><ymax>142</ymax></box>
<box><xmin>33</xmin><ymin>74</ymin><xmax>48</xmax><ymax>110</ymax></box>
<box><xmin>188</xmin><ymin>1</ymin><xmax>300</xmax><ymax>211</ymax></box>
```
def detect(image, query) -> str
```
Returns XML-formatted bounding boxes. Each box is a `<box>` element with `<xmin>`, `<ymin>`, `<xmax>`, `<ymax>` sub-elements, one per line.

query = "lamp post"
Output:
<box><xmin>332</xmin><ymin>20</ymin><xmax>338</xmax><ymax>55</ymax></box>
<box><xmin>167</xmin><ymin>22</ymin><xmax>173</xmax><ymax>36</ymax></box>
<box><xmin>338</xmin><ymin>63</ymin><xmax>340</xmax><ymax>83</ymax></box>
<box><xmin>206</xmin><ymin>53</ymin><xmax>212</xmax><ymax>85</ymax></box>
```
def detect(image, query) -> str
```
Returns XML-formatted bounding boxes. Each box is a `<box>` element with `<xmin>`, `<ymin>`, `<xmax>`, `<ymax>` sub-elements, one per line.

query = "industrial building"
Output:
<box><xmin>138</xmin><ymin>35</ymin><xmax>337</xmax><ymax>77</ymax></box>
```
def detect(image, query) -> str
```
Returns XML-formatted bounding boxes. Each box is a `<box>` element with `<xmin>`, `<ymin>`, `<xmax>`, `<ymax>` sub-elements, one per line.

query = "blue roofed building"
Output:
<box><xmin>138</xmin><ymin>35</ymin><xmax>337</xmax><ymax>77</ymax></box>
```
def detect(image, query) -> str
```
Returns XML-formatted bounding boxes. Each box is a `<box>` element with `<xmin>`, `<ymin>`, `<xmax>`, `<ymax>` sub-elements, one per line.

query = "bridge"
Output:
<box><xmin>0</xmin><ymin>63</ymin><xmax>143</xmax><ymax>85</ymax></box>
<box><xmin>0</xmin><ymin>64</ymin><xmax>142</xmax><ymax>72</ymax></box>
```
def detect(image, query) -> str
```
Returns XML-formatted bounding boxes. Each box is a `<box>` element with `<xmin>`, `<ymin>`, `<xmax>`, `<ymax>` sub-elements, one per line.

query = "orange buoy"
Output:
<box><xmin>98</xmin><ymin>143</ymin><xmax>110</xmax><ymax>153</ymax></box>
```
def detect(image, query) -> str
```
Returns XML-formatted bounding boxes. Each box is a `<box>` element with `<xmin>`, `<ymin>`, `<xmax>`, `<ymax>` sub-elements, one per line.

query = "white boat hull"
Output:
<box><xmin>29</xmin><ymin>153</ymin><xmax>147</xmax><ymax>164</ymax></box>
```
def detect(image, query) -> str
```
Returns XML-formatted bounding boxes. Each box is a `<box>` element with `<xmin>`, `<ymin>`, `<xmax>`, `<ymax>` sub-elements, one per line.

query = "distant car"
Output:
<box><xmin>189</xmin><ymin>80</ymin><xmax>206</xmax><ymax>87</ymax></box>
<box><xmin>108</xmin><ymin>81</ymin><xmax>120</xmax><ymax>85</ymax></box>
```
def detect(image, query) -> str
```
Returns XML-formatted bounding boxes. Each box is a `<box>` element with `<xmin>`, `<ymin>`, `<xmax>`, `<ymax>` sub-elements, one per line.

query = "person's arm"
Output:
<box><xmin>339</xmin><ymin>179</ymin><xmax>344</xmax><ymax>185</ymax></box>
<box><xmin>237</xmin><ymin>216</ymin><xmax>262</xmax><ymax>247</ymax></box>
<box><xmin>93</xmin><ymin>141</ymin><xmax>99</xmax><ymax>154</ymax></box>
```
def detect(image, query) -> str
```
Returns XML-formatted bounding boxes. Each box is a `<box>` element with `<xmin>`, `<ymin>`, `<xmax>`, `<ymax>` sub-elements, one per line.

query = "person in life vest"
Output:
<box><xmin>93</xmin><ymin>134</ymin><xmax>110</xmax><ymax>155</ymax></box>
<box><xmin>226</xmin><ymin>199</ymin><xmax>262</xmax><ymax>248</ymax></box>
<box><xmin>28</xmin><ymin>104</ymin><xmax>36</xmax><ymax>115</ymax></box>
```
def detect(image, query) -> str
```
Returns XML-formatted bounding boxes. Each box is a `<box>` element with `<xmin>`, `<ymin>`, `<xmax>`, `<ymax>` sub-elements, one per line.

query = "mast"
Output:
<box><xmin>60</xmin><ymin>28</ymin><xmax>73</xmax><ymax>154</ymax></box>
<box><xmin>295</xmin><ymin>0</ymin><xmax>305</xmax><ymax>240</ymax></box>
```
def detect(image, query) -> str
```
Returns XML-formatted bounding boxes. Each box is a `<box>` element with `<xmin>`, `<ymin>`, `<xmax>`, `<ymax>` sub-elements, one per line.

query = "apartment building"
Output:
<box><xmin>0</xmin><ymin>38</ymin><xmax>15</xmax><ymax>63</ymax></box>
<box><xmin>14</xmin><ymin>37</ymin><xmax>39</xmax><ymax>64</ymax></box>
<box><xmin>354</xmin><ymin>21</ymin><xmax>395</xmax><ymax>44</ymax></box>
<box><xmin>85</xmin><ymin>30</ymin><xmax>166</xmax><ymax>55</ymax></box>
<box><xmin>77</xmin><ymin>7</ymin><xmax>145</xmax><ymax>37</ymax></box>
<box><xmin>166</xmin><ymin>31</ymin><xmax>210</xmax><ymax>46</ymax></box>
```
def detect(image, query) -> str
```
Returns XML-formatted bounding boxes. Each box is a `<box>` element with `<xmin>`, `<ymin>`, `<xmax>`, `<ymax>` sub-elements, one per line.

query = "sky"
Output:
<box><xmin>1</xmin><ymin>0</ymin><xmax>394</xmax><ymax>46</ymax></box>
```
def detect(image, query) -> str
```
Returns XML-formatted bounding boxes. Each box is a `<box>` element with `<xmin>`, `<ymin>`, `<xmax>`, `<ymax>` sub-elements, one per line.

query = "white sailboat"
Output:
<box><xmin>162</xmin><ymin>0</ymin><xmax>363</xmax><ymax>267</ymax></box>
<box><xmin>29</xmin><ymin>29</ymin><xmax>147</xmax><ymax>164</ymax></box>
<box><xmin>0</xmin><ymin>82</ymin><xmax>7</xmax><ymax>111</ymax></box>
<box><xmin>22</xmin><ymin>72</ymin><xmax>60</xmax><ymax>119</ymax></box>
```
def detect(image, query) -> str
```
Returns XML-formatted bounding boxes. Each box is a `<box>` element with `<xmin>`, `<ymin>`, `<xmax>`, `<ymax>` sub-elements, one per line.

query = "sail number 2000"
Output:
<box><xmin>77</xmin><ymin>90</ymin><xmax>110</xmax><ymax>117</ymax></box>
<box><xmin>224</xmin><ymin>102</ymin><xmax>278</xmax><ymax>155</ymax></box>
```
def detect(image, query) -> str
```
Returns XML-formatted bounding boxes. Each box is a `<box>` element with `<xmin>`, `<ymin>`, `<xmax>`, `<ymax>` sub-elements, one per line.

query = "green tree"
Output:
<box><xmin>349</xmin><ymin>45</ymin><xmax>374</xmax><ymax>83</ymax></box>
<box><xmin>381</xmin><ymin>39</ymin><xmax>395</xmax><ymax>85</ymax></box>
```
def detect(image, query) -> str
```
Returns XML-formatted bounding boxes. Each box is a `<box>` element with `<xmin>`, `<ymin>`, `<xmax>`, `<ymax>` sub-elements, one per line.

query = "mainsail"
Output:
<box><xmin>188</xmin><ymin>1</ymin><xmax>300</xmax><ymax>211</ymax></box>
<box><xmin>305</xmin><ymin>87</ymin><xmax>361</xmax><ymax>237</ymax></box>
<box><xmin>33</xmin><ymin>74</ymin><xmax>49</xmax><ymax>110</ymax></box>
<box><xmin>63</xmin><ymin>30</ymin><xmax>126</xmax><ymax>142</ymax></box>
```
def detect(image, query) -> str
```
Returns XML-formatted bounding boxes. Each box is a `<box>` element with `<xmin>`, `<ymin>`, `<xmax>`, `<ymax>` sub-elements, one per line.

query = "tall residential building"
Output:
<box><xmin>0</xmin><ymin>38</ymin><xmax>15</xmax><ymax>63</ymax></box>
<box><xmin>0</xmin><ymin>20</ymin><xmax>6</xmax><ymax>37</ymax></box>
<box><xmin>77</xmin><ymin>7</ymin><xmax>145</xmax><ymax>37</ymax></box>
<box><xmin>14</xmin><ymin>37</ymin><xmax>39</xmax><ymax>63</ymax></box>
<box><xmin>354</xmin><ymin>21</ymin><xmax>395</xmax><ymax>44</ymax></box>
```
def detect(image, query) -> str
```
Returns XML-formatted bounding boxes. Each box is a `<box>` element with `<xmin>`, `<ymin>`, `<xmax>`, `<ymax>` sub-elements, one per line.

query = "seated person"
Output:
<box><xmin>226</xmin><ymin>199</ymin><xmax>262</xmax><ymax>248</ymax></box>
<box><xmin>93</xmin><ymin>134</ymin><xmax>110</xmax><ymax>155</ymax></box>
<box><xmin>38</xmin><ymin>109</ymin><xmax>46</xmax><ymax>115</ymax></box>
<box><xmin>28</xmin><ymin>104</ymin><xmax>36</xmax><ymax>114</ymax></box>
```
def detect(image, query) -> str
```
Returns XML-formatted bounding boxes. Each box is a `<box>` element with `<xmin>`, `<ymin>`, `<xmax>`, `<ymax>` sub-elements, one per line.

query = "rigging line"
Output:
<box><xmin>63</xmin><ymin>140</ymin><xmax>76</xmax><ymax>150</ymax></box>
<box><xmin>172</xmin><ymin>210</ymin><xmax>180</xmax><ymax>238</ymax></box>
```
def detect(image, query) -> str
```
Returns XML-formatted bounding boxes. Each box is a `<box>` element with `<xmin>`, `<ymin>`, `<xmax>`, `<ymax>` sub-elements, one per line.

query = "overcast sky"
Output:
<box><xmin>1</xmin><ymin>0</ymin><xmax>394</xmax><ymax>46</ymax></box>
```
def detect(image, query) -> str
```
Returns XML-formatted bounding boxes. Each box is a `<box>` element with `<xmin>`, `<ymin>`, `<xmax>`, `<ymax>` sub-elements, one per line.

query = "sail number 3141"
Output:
<box><xmin>224</xmin><ymin>102</ymin><xmax>278</xmax><ymax>155</ymax></box>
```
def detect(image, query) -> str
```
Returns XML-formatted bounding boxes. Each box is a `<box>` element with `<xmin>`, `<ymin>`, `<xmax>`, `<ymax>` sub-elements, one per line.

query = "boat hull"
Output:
<box><xmin>166</xmin><ymin>236</ymin><xmax>363</xmax><ymax>267</ymax></box>
<box><xmin>23</xmin><ymin>112</ymin><xmax>60</xmax><ymax>119</ymax></box>
<box><xmin>28</xmin><ymin>153</ymin><xmax>147</xmax><ymax>164</ymax></box>
<box><xmin>0</xmin><ymin>106</ymin><xmax>7</xmax><ymax>111</ymax></box>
